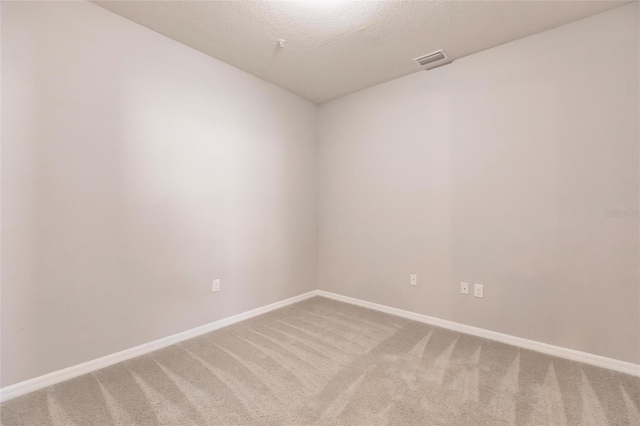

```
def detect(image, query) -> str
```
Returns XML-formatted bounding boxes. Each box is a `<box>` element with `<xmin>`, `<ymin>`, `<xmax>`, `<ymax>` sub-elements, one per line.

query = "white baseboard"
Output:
<box><xmin>316</xmin><ymin>290</ymin><xmax>640</xmax><ymax>377</ymax></box>
<box><xmin>3</xmin><ymin>289</ymin><xmax>638</xmax><ymax>403</ymax></box>
<box><xmin>0</xmin><ymin>290</ymin><xmax>317</xmax><ymax>403</ymax></box>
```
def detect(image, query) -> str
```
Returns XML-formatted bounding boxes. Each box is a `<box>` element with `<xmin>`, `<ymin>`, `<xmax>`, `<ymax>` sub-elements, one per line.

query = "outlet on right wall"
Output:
<box><xmin>317</xmin><ymin>3</ymin><xmax>639</xmax><ymax>364</ymax></box>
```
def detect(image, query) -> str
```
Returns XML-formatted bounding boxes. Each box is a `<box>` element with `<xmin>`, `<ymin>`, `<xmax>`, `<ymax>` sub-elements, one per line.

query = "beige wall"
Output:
<box><xmin>2</xmin><ymin>0</ymin><xmax>638</xmax><ymax>389</ymax></box>
<box><xmin>1</xmin><ymin>1</ymin><xmax>318</xmax><ymax>386</ymax></box>
<box><xmin>318</xmin><ymin>4</ymin><xmax>640</xmax><ymax>364</ymax></box>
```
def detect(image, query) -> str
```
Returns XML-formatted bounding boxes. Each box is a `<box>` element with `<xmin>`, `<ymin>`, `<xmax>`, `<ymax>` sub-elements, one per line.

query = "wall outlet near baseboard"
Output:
<box><xmin>474</xmin><ymin>284</ymin><xmax>483</xmax><ymax>298</ymax></box>
<box><xmin>461</xmin><ymin>282</ymin><xmax>469</xmax><ymax>294</ymax></box>
<box><xmin>410</xmin><ymin>274</ymin><xmax>417</xmax><ymax>285</ymax></box>
<box><xmin>212</xmin><ymin>279</ymin><xmax>221</xmax><ymax>292</ymax></box>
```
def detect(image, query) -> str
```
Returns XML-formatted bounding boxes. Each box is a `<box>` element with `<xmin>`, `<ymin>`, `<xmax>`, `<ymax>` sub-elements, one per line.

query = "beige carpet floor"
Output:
<box><xmin>1</xmin><ymin>296</ymin><xmax>639</xmax><ymax>425</ymax></box>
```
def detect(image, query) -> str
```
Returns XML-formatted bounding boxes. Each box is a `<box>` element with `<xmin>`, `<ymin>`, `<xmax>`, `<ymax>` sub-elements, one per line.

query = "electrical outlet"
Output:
<box><xmin>410</xmin><ymin>274</ymin><xmax>417</xmax><ymax>286</ymax></box>
<box><xmin>461</xmin><ymin>282</ymin><xmax>469</xmax><ymax>294</ymax></box>
<box><xmin>474</xmin><ymin>284</ymin><xmax>483</xmax><ymax>298</ymax></box>
<box><xmin>212</xmin><ymin>279</ymin><xmax>220</xmax><ymax>293</ymax></box>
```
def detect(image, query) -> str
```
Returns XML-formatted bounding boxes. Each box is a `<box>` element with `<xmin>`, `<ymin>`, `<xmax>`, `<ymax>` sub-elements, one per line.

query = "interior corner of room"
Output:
<box><xmin>1</xmin><ymin>1</ymin><xmax>639</xmax><ymax>424</ymax></box>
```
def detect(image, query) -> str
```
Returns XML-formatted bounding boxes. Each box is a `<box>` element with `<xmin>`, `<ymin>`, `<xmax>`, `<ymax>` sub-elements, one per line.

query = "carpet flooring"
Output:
<box><xmin>1</xmin><ymin>296</ymin><xmax>639</xmax><ymax>425</ymax></box>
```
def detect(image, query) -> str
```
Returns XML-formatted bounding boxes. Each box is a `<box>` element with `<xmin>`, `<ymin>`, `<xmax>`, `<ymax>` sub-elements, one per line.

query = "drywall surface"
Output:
<box><xmin>318</xmin><ymin>4</ymin><xmax>640</xmax><ymax>364</ymax></box>
<box><xmin>1</xmin><ymin>1</ymin><xmax>317</xmax><ymax>386</ymax></box>
<box><xmin>93</xmin><ymin>0</ymin><xmax>625</xmax><ymax>103</ymax></box>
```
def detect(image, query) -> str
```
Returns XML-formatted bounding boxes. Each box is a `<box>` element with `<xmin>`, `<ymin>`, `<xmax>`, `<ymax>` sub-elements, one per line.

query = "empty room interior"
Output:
<box><xmin>1</xmin><ymin>0</ymin><xmax>639</xmax><ymax>425</ymax></box>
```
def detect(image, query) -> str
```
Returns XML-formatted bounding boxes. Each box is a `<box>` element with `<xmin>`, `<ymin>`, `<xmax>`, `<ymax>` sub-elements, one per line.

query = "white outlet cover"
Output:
<box><xmin>212</xmin><ymin>279</ymin><xmax>221</xmax><ymax>292</ymax></box>
<box><xmin>461</xmin><ymin>282</ymin><xmax>469</xmax><ymax>294</ymax></box>
<box><xmin>474</xmin><ymin>284</ymin><xmax>483</xmax><ymax>298</ymax></box>
<box><xmin>410</xmin><ymin>274</ymin><xmax>417</xmax><ymax>285</ymax></box>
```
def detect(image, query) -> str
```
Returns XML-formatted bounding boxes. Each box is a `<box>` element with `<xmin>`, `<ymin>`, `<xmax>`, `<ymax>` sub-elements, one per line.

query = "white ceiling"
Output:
<box><xmin>94</xmin><ymin>0</ymin><xmax>629</xmax><ymax>103</ymax></box>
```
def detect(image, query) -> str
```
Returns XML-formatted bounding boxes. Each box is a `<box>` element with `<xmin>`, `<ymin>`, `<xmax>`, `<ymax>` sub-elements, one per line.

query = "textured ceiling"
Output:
<box><xmin>94</xmin><ymin>1</ymin><xmax>629</xmax><ymax>103</ymax></box>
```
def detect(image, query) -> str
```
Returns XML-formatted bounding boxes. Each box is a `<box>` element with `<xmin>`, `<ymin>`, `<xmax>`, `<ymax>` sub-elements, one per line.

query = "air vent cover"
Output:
<box><xmin>413</xmin><ymin>49</ymin><xmax>449</xmax><ymax>67</ymax></box>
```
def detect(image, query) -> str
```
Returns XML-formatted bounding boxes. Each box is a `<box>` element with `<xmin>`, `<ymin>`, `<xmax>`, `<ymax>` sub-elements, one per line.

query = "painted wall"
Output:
<box><xmin>318</xmin><ymin>4</ymin><xmax>639</xmax><ymax>364</ymax></box>
<box><xmin>1</xmin><ymin>1</ymin><xmax>318</xmax><ymax>386</ymax></box>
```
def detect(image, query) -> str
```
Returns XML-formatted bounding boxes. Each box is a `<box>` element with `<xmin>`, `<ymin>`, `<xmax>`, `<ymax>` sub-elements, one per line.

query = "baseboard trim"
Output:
<box><xmin>0</xmin><ymin>290</ymin><xmax>317</xmax><ymax>403</ymax></box>
<box><xmin>3</xmin><ymin>289</ymin><xmax>638</xmax><ymax>402</ymax></box>
<box><xmin>316</xmin><ymin>290</ymin><xmax>640</xmax><ymax>377</ymax></box>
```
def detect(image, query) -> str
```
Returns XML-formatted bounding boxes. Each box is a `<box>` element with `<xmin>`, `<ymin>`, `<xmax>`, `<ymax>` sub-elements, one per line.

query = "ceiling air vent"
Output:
<box><xmin>413</xmin><ymin>49</ymin><xmax>449</xmax><ymax>68</ymax></box>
